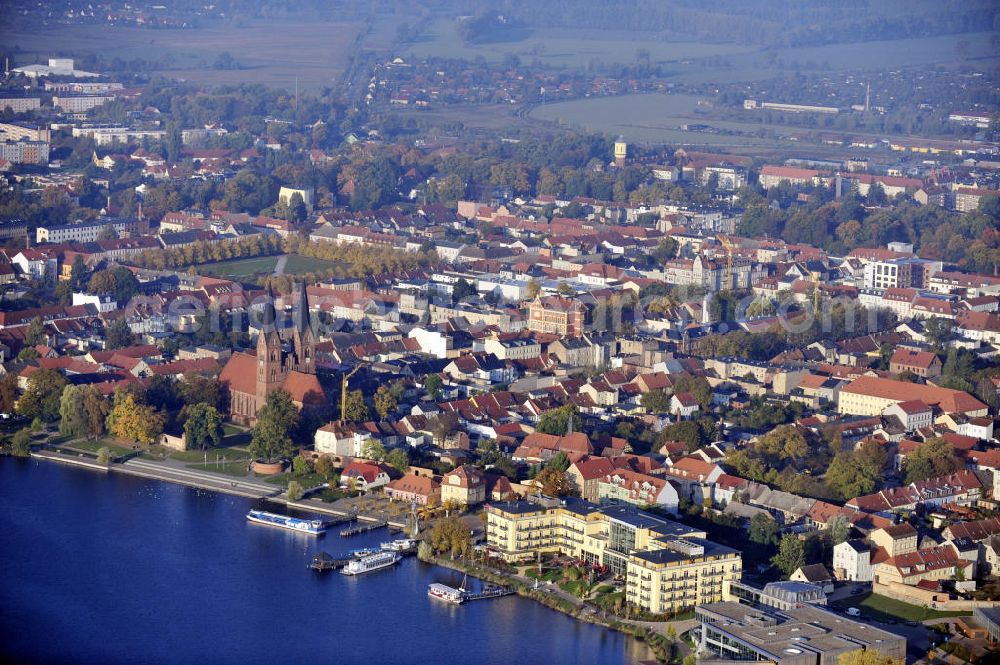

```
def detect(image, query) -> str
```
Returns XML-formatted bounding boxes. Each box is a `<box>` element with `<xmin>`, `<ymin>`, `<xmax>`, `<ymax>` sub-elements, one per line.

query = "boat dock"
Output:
<box><xmin>322</xmin><ymin>513</ymin><xmax>357</xmax><ymax>527</ymax></box>
<box><xmin>340</xmin><ymin>519</ymin><xmax>387</xmax><ymax>537</ymax></box>
<box><xmin>309</xmin><ymin>552</ymin><xmax>352</xmax><ymax>571</ymax></box>
<box><xmin>461</xmin><ymin>585</ymin><xmax>516</xmax><ymax>602</ymax></box>
<box><xmin>429</xmin><ymin>582</ymin><xmax>515</xmax><ymax>604</ymax></box>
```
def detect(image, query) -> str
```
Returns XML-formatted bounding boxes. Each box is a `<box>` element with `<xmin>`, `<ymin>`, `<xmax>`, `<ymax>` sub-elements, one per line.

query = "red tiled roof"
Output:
<box><xmin>666</xmin><ymin>456</ymin><xmax>719</xmax><ymax>480</ymax></box>
<box><xmin>890</xmin><ymin>349</ymin><xmax>938</xmax><ymax>371</ymax></box>
<box><xmin>386</xmin><ymin>474</ymin><xmax>439</xmax><ymax>496</ymax></box>
<box><xmin>219</xmin><ymin>352</ymin><xmax>325</xmax><ymax>405</ymax></box>
<box><xmin>843</xmin><ymin>376</ymin><xmax>986</xmax><ymax>415</ymax></box>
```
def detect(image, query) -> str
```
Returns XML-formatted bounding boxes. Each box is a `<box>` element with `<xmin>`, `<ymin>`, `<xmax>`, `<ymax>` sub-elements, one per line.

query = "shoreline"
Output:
<box><xmin>422</xmin><ymin>553</ymin><xmax>676</xmax><ymax>663</ymax></box>
<box><xmin>31</xmin><ymin>449</ymin><xmax>110</xmax><ymax>472</ymax></box>
<box><xmin>22</xmin><ymin>451</ymin><xmax>674</xmax><ymax>662</ymax></box>
<box><xmin>29</xmin><ymin>448</ymin><xmax>410</xmax><ymax>525</ymax></box>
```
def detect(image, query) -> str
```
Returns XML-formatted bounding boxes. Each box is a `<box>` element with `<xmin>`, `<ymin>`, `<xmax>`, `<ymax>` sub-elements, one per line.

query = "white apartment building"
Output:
<box><xmin>833</xmin><ymin>539</ymin><xmax>873</xmax><ymax>581</ymax></box>
<box><xmin>0</xmin><ymin>96</ymin><xmax>42</xmax><ymax>113</ymax></box>
<box><xmin>52</xmin><ymin>95</ymin><xmax>115</xmax><ymax>113</ymax></box>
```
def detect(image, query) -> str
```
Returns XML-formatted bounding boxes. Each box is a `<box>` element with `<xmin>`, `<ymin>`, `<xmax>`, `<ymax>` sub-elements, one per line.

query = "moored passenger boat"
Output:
<box><xmin>246</xmin><ymin>510</ymin><xmax>326</xmax><ymax>534</ymax></box>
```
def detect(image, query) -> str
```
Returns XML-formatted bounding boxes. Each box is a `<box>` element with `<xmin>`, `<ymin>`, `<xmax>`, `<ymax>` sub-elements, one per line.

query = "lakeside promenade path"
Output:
<box><xmin>117</xmin><ymin>457</ymin><xmax>280</xmax><ymax>498</ymax></box>
<box><xmin>34</xmin><ymin>443</ymin><xmax>408</xmax><ymax>526</ymax></box>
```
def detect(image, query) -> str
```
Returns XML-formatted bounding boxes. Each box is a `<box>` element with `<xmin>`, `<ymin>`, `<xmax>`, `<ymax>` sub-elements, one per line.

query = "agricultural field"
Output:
<box><xmin>406</xmin><ymin>20</ymin><xmax>754</xmax><ymax>69</ymax></box>
<box><xmin>1</xmin><ymin>18</ymin><xmax>367</xmax><ymax>89</ymax></box>
<box><xmin>529</xmin><ymin>93</ymin><xmax>806</xmax><ymax>148</ymax></box>
<box><xmin>409</xmin><ymin>20</ymin><xmax>1000</xmax><ymax>83</ymax></box>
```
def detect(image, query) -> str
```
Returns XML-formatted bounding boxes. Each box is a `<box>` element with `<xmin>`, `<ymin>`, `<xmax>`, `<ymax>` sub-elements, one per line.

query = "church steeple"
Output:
<box><xmin>292</xmin><ymin>281</ymin><xmax>310</xmax><ymax>334</ymax></box>
<box><xmin>256</xmin><ymin>283</ymin><xmax>284</xmax><ymax>401</ymax></box>
<box><xmin>291</xmin><ymin>282</ymin><xmax>315</xmax><ymax>374</ymax></box>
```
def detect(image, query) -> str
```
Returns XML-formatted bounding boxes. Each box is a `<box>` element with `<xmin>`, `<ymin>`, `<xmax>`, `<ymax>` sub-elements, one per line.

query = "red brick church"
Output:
<box><xmin>220</xmin><ymin>283</ymin><xmax>326</xmax><ymax>425</ymax></box>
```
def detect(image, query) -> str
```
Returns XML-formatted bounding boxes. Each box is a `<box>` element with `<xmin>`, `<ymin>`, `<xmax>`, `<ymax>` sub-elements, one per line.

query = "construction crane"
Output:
<box><xmin>340</xmin><ymin>363</ymin><xmax>365</xmax><ymax>423</ymax></box>
<box><xmin>719</xmin><ymin>236</ymin><xmax>735</xmax><ymax>290</ymax></box>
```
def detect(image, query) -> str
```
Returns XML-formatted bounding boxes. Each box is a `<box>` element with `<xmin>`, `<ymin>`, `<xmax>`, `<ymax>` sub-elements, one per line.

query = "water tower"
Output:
<box><xmin>614</xmin><ymin>136</ymin><xmax>627</xmax><ymax>167</ymax></box>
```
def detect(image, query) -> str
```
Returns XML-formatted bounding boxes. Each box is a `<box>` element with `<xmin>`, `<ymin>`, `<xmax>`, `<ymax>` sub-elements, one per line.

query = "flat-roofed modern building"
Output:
<box><xmin>0</xmin><ymin>95</ymin><xmax>42</xmax><ymax>113</ymax></box>
<box><xmin>485</xmin><ymin>497</ymin><xmax>741</xmax><ymax>614</ymax></box>
<box><xmin>697</xmin><ymin>601</ymin><xmax>906</xmax><ymax>665</ymax></box>
<box><xmin>974</xmin><ymin>607</ymin><xmax>1000</xmax><ymax>643</ymax></box>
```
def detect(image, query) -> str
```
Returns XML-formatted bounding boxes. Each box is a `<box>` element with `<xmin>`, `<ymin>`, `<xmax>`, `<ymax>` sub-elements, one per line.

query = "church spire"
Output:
<box><xmin>292</xmin><ymin>281</ymin><xmax>310</xmax><ymax>334</ymax></box>
<box><xmin>259</xmin><ymin>281</ymin><xmax>278</xmax><ymax>332</ymax></box>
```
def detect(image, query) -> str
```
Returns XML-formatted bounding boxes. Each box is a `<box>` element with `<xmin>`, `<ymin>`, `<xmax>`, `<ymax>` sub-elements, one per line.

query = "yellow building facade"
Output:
<box><xmin>485</xmin><ymin>499</ymin><xmax>742</xmax><ymax>614</ymax></box>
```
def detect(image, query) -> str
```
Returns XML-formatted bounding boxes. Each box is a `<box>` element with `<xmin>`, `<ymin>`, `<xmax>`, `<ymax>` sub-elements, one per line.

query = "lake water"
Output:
<box><xmin>0</xmin><ymin>459</ymin><xmax>652</xmax><ymax>665</ymax></box>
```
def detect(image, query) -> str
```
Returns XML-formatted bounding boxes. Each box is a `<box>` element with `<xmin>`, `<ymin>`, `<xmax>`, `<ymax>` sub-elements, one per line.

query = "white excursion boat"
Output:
<box><xmin>340</xmin><ymin>551</ymin><xmax>401</xmax><ymax>576</ymax></box>
<box><xmin>427</xmin><ymin>583</ymin><xmax>465</xmax><ymax>604</ymax></box>
<box><xmin>380</xmin><ymin>538</ymin><xmax>418</xmax><ymax>553</ymax></box>
<box><xmin>246</xmin><ymin>510</ymin><xmax>326</xmax><ymax>534</ymax></box>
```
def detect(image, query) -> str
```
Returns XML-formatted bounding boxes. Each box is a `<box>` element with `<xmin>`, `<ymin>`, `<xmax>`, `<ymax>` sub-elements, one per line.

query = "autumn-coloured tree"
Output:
<box><xmin>107</xmin><ymin>392</ymin><xmax>164</xmax><ymax>445</ymax></box>
<box><xmin>535</xmin><ymin>467</ymin><xmax>571</xmax><ymax>496</ymax></box>
<box><xmin>838</xmin><ymin>650</ymin><xmax>903</xmax><ymax>665</ymax></box>
<box><xmin>374</xmin><ymin>384</ymin><xmax>397</xmax><ymax>421</ymax></box>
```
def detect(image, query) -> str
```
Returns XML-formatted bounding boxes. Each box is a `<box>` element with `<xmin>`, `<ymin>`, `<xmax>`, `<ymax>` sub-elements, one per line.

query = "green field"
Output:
<box><xmin>170</xmin><ymin>446</ymin><xmax>250</xmax><ymax>464</ymax></box>
<box><xmin>60</xmin><ymin>438</ymin><xmax>136</xmax><ymax>457</ymax></box>
<box><xmin>191</xmin><ymin>254</ymin><xmax>342</xmax><ymax>280</ymax></box>
<box><xmin>178</xmin><ymin>445</ymin><xmax>253</xmax><ymax>477</ymax></box>
<box><xmin>1</xmin><ymin>18</ymin><xmax>367</xmax><ymax>90</ymax></box>
<box><xmin>834</xmin><ymin>593</ymin><xmax>969</xmax><ymax>622</ymax></box>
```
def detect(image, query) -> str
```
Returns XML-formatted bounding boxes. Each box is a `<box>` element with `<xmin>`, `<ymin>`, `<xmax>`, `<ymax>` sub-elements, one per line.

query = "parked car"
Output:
<box><xmin>846</xmin><ymin>607</ymin><xmax>862</xmax><ymax>617</ymax></box>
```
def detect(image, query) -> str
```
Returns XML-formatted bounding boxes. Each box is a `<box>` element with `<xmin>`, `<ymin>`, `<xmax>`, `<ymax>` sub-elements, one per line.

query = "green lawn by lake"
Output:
<box><xmin>61</xmin><ymin>438</ymin><xmax>135</xmax><ymax>457</ymax></box>
<box><xmin>171</xmin><ymin>446</ymin><xmax>250</xmax><ymax>464</ymax></box>
<box><xmin>266</xmin><ymin>471</ymin><xmax>326</xmax><ymax>488</ymax></box>
<box><xmin>186</xmin><ymin>460</ymin><xmax>254</xmax><ymax>477</ymax></box>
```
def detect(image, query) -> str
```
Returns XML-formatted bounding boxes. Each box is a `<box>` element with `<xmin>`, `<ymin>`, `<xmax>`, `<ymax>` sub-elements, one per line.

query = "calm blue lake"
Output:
<box><xmin>0</xmin><ymin>459</ymin><xmax>651</xmax><ymax>665</ymax></box>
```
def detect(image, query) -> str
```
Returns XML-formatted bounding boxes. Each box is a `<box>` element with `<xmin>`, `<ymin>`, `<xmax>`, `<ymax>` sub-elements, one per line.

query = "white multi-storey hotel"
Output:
<box><xmin>486</xmin><ymin>497</ymin><xmax>741</xmax><ymax>614</ymax></box>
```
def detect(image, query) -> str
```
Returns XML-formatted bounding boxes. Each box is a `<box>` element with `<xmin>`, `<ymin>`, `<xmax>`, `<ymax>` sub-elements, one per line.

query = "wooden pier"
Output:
<box><xmin>323</xmin><ymin>513</ymin><xmax>357</xmax><ymax>527</ymax></box>
<box><xmin>309</xmin><ymin>552</ymin><xmax>351</xmax><ymax>571</ymax></box>
<box><xmin>461</xmin><ymin>585</ymin><xmax>516</xmax><ymax>602</ymax></box>
<box><xmin>429</xmin><ymin>579</ymin><xmax>515</xmax><ymax>604</ymax></box>
<box><xmin>339</xmin><ymin>519</ymin><xmax>388</xmax><ymax>537</ymax></box>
